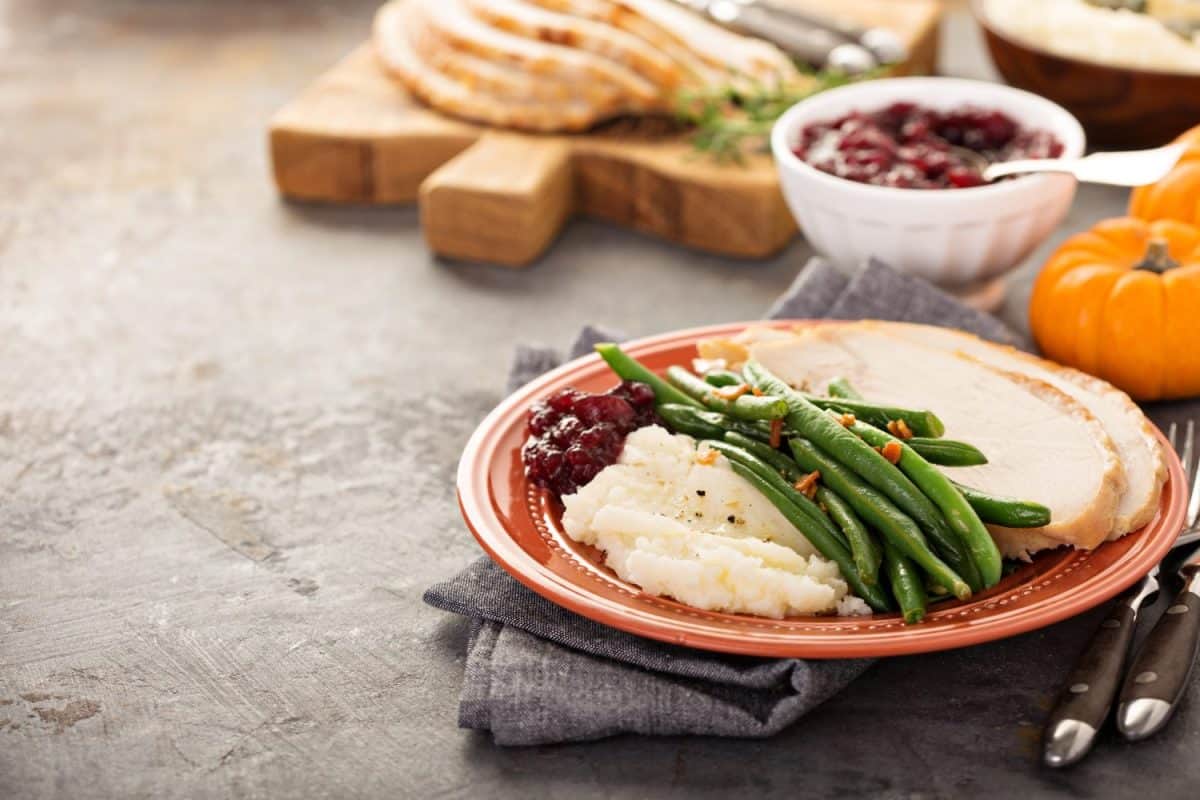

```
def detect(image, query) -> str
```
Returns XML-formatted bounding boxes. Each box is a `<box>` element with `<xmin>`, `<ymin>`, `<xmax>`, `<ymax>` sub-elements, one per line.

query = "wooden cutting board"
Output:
<box><xmin>269</xmin><ymin>1</ymin><xmax>943</xmax><ymax>266</ymax></box>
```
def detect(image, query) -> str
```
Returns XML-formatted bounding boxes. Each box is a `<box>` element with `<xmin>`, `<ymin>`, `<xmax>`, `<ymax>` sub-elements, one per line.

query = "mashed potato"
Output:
<box><xmin>986</xmin><ymin>0</ymin><xmax>1200</xmax><ymax>74</ymax></box>
<box><xmin>561</xmin><ymin>426</ymin><xmax>870</xmax><ymax>619</ymax></box>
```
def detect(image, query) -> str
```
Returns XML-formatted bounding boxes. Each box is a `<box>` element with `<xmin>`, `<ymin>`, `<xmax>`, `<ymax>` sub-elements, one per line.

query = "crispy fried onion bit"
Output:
<box><xmin>713</xmin><ymin>383</ymin><xmax>750</xmax><ymax>401</ymax></box>
<box><xmin>875</xmin><ymin>441</ymin><xmax>903</xmax><ymax>464</ymax></box>
<box><xmin>793</xmin><ymin>470</ymin><xmax>821</xmax><ymax>498</ymax></box>
<box><xmin>886</xmin><ymin>419</ymin><xmax>914</xmax><ymax>440</ymax></box>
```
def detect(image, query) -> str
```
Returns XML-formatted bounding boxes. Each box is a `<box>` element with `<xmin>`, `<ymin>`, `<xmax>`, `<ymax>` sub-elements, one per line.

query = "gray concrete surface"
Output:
<box><xmin>1</xmin><ymin>2</ymin><xmax>1196</xmax><ymax>798</ymax></box>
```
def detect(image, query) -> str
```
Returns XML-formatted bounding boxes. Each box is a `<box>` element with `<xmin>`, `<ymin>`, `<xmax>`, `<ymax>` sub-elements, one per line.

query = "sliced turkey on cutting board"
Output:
<box><xmin>461</xmin><ymin>0</ymin><xmax>689</xmax><ymax>93</ymax></box>
<box><xmin>377</xmin><ymin>0</ymin><xmax>615</xmax><ymax>131</ymax></box>
<box><xmin>748</xmin><ymin>322</ymin><xmax>1126</xmax><ymax>554</ymax></box>
<box><xmin>416</xmin><ymin>0</ymin><xmax>663</xmax><ymax>106</ymax></box>
<box><xmin>525</xmin><ymin>0</ymin><xmax>725</xmax><ymax>85</ymax></box>
<box><xmin>585</xmin><ymin>0</ymin><xmax>799</xmax><ymax>83</ymax></box>
<box><xmin>373</xmin><ymin>0</ymin><xmax>801</xmax><ymax>132</ymax></box>
<box><xmin>880</xmin><ymin>322</ymin><xmax>1166</xmax><ymax>538</ymax></box>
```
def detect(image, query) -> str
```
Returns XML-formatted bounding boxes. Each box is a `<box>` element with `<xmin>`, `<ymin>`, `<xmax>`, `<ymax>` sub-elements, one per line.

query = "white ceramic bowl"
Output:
<box><xmin>771</xmin><ymin>77</ymin><xmax>1086</xmax><ymax>290</ymax></box>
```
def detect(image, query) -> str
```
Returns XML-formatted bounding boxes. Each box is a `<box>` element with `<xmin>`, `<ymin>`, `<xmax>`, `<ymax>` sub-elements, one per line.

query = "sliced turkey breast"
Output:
<box><xmin>374</xmin><ymin>0</ymin><xmax>801</xmax><ymax>132</ymax></box>
<box><xmin>748</xmin><ymin>323</ymin><xmax>1125</xmax><ymax>553</ymax></box>
<box><xmin>461</xmin><ymin>0</ymin><xmax>688</xmax><ymax>94</ymax></box>
<box><xmin>522</xmin><ymin>0</ymin><xmax>731</xmax><ymax>85</ymax></box>
<box><xmin>415</xmin><ymin>0</ymin><xmax>663</xmax><ymax>107</ymax></box>
<box><xmin>606</xmin><ymin>0</ymin><xmax>798</xmax><ymax>84</ymax></box>
<box><xmin>375</xmin><ymin>0</ymin><xmax>607</xmax><ymax>131</ymax></box>
<box><xmin>879</xmin><ymin>322</ymin><xmax>1165</xmax><ymax>538</ymax></box>
<box><xmin>407</xmin><ymin>6</ymin><xmax>621</xmax><ymax>109</ymax></box>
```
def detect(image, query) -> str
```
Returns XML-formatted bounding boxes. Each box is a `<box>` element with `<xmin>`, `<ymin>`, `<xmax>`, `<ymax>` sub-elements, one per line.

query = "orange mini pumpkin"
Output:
<box><xmin>1129</xmin><ymin>123</ymin><xmax>1200</xmax><ymax>226</ymax></box>
<box><xmin>1030</xmin><ymin>217</ymin><xmax>1200</xmax><ymax>401</ymax></box>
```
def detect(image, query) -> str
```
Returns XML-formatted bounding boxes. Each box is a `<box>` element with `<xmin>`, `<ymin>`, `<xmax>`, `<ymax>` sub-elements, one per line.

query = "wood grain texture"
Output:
<box><xmin>420</xmin><ymin>133</ymin><xmax>574</xmax><ymax>266</ymax></box>
<box><xmin>269</xmin><ymin>0</ymin><xmax>943</xmax><ymax>265</ymax></box>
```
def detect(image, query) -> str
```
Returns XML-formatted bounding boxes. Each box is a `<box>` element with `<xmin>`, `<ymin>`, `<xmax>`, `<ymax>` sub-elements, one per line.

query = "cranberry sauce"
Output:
<box><xmin>793</xmin><ymin>102</ymin><xmax>1063</xmax><ymax>189</ymax></box>
<box><xmin>523</xmin><ymin>381</ymin><xmax>660</xmax><ymax>497</ymax></box>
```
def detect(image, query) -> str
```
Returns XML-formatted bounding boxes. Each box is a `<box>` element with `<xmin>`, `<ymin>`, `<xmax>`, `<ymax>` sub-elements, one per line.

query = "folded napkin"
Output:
<box><xmin>425</xmin><ymin>257</ymin><xmax>1026</xmax><ymax>746</ymax></box>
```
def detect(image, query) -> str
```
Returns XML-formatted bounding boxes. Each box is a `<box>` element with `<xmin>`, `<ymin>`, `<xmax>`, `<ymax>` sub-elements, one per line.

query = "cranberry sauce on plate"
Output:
<box><xmin>523</xmin><ymin>381</ymin><xmax>660</xmax><ymax>498</ymax></box>
<box><xmin>793</xmin><ymin>102</ymin><xmax>1063</xmax><ymax>189</ymax></box>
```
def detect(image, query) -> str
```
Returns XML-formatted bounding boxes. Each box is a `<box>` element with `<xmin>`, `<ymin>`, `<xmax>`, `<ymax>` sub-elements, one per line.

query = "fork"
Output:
<box><xmin>1043</xmin><ymin>419</ymin><xmax>1200</xmax><ymax>768</ymax></box>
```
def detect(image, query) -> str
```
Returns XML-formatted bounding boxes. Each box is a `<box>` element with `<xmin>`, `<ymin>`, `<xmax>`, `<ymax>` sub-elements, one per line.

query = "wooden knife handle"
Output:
<box><xmin>1042</xmin><ymin>598</ymin><xmax>1139</xmax><ymax>767</ymax></box>
<box><xmin>1116</xmin><ymin>573</ymin><xmax>1200</xmax><ymax>741</ymax></box>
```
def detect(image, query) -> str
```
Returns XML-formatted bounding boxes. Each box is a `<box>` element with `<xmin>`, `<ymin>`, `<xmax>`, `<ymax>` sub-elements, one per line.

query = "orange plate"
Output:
<box><xmin>456</xmin><ymin>321</ymin><xmax>1187</xmax><ymax>659</ymax></box>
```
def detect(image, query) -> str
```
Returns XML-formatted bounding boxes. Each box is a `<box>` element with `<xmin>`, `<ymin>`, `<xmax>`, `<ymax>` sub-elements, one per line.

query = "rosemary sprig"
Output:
<box><xmin>676</xmin><ymin>67</ymin><xmax>882</xmax><ymax>163</ymax></box>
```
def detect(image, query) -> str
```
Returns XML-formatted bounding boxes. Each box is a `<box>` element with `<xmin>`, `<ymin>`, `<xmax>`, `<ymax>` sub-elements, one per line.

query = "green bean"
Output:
<box><xmin>801</xmin><ymin>412</ymin><xmax>984</xmax><ymax>591</ymax></box>
<box><xmin>656</xmin><ymin>405</ymin><xmax>773</xmax><ymax>445</ymax></box>
<box><xmin>726</xmin><ymin>462</ymin><xmax>892</xmax><ymax>613</ymax></box>
<box><xmin>703</xmin><ymin>369</ymin><xmax>744</xmax><ymax>388</ymax></box>
<box><xmin>722</xmin><ymin>432</ymin><xmax>802</xmax><ymax>482</ymax></box>
<box><xmin>730</xmin><ymin>424</ymin><xmax>988</xmax><ymax>469</ymax></box>
<box><xmin>827</xmin><ymin>377</ymin><xmax>863</xmax><ymax>400</ymax></box>
<box><xmin>745</xmin><ymin>362</ymin><xmax>979</xmax><ymax>580</ymax></box>
<box><xmin>803</xmin><ymin>395</ymin><xmax>946</xmax><ymax>438</ymax></box>
<box><xmin>884</xmin><ymin>541</ymin><xmax>927</xmax><ymax>624</ymax></box>
<box><xmin>667</xmin><ymin>366</ymin><xmax>788</xmax><ymax>421</ymax></box>
<box><xmin>594</xmin><ymin>343</ymin><xmax>701</xmax><ymax>408</ymax></box>
<box><xmin>656</xmin><ymin>404</ymin><xmax>727</xmax><ymax>440</ymax></box>
<box><xmin>926</xmin><ymin>580</ymin><xmax>954</xmax><ymax>600</ymax></box>
<box><xmin>952</xmin><ymin>482</ymin><xmax>1052</xmax><ymax>529</ymax></box>
<box><xmin>704</xmin><ymin>440</ymin><xmax>848</xmax><ymax>551</ymax></box>
<box><xmin>908</xmin><ymin>437</ymin><xmax>988</xmax><ymax>467</ymax></box>
<box><xmin>816</xmin><ymin>487</ymin><xmax>882</xmax><ymax>586</ymax></box>
<box><xmin>821</xmin><ymin>377</ymin><xmax>979</xmax><ymax>463</ymax></box>
<box><xmin>844</xmin><ymin>416</ymin><xmax>1002</xmax><ymax>588</ymax></box>
<box><xmin>717</xmin><ymin>432</ymin><xmax>850</xmax><ymax>551</ymax></box>
<box><xmin>788</xmin><ymin>437</ymin><xmax>971</xmax><ymax>600</ymax></box>
<box><xmin>745</xmin><ymin>363</ymin><xmax>942</xmax><ymax>519</ymax></box>
<box><xmin>667</xmin><ymin>412</ymin><xmax>984</xmax><ymax>470</ymax></box>
<box><xmin>747</xmin><ymin>361</ymin><xmax>964</xmax><ymax>544</ymax></box>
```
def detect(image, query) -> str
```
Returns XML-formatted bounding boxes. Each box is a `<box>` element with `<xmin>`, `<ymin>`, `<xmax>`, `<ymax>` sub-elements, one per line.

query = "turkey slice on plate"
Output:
<box><xmin>880</xmin><ymin>322</ymin><xmax>1165</xmax><ymax>538</ymax></box>
<box><xmin>748</xmin><ymin>322</ymin><xmax>1125</xmax><ymax>555</ymax></box>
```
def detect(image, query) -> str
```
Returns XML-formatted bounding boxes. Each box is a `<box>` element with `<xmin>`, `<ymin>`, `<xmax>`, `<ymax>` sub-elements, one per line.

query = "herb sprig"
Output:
<box><xmin>676</xmin><ymin>68</ymin><xmax>882</xmax><ymax>163</ymax></box>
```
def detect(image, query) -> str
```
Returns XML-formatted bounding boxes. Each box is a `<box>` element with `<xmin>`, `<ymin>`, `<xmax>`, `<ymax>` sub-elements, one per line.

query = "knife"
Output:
<box><xmin>1042</xmin><ymin>573</ymin><xmax>1157</xmax><ymax>767</ymax></box>
<box><xmin>751</xmin><ymin>0</ymin><xmax>908</xmax><ymax>64</ymax></box>
<box><xmin>676</xmin><ymin>0</ymin><xmax>891</xmax><ymax>73</ymax></box>
<box><xmin>1116</xmin><ymin>544</ymin><xmax>1200</xmax><ymax>740</ymax></box>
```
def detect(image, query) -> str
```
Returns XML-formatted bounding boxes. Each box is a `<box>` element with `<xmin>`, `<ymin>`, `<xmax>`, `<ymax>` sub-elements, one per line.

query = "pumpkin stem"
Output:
<box><xmin>1135</xmin><ymin>239</ymin><xmax>1179</xmax><ymax>274</ymax></box>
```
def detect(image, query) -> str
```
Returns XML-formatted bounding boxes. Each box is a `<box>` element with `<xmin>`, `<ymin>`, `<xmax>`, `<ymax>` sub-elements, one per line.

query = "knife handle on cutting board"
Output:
<box><xmin>1116</xmin><ymin>573</ymin><xmax>1200</xmax><ymax>741</ymax></box>
<box><xmin>1042</xmin><ymin>598</ymin><xmax>1140</xmax><ymax>768</ymax></box>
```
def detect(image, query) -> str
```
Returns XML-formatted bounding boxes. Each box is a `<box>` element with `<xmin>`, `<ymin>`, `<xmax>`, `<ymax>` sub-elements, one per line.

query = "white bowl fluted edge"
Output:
<box><xmin>770</xmin><ymin>77</ymin><xmax>1087</xmax><ymax>288</ymax></box>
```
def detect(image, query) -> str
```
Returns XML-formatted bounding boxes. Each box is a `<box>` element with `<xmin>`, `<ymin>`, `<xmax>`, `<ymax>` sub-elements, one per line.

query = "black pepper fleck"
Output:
<box><xmin>727</xmin><ymin>514</ymin><xmax>736</xmax><ymax>524</ymax></box>
<box><xmin>696</xmin><ymin>490</ymin><xmax>706</xmax><ymax>497</ymax></box>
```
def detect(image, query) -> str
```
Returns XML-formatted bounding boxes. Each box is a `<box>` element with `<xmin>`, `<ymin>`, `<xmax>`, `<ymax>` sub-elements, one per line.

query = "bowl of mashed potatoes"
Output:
<box><xmin>974</xmin><ymin>0</ymin><xmax>1200</xmax><ymax>147</ymax></box>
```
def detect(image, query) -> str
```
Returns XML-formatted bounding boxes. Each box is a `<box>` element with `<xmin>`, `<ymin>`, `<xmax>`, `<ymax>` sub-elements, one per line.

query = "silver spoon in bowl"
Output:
<box><xmin>951</xmin><ymin>142</ymin><xmax>1188</xmax><ymax>187</ymax></box>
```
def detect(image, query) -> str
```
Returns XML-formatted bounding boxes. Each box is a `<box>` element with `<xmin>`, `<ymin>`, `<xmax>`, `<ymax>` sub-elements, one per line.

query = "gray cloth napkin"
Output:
<box><xmin>425</xmin><ymin>257</ymin><xmax>1024</xmax><ymax>746</ymax></box>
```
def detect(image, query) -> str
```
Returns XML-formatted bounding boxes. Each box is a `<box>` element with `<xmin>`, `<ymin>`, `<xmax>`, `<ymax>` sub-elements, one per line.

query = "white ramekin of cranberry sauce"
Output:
<box><xmin>771</xmin><ymin>77</ymin><xmax>1085</xmax><ymax>304</ymax></box>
